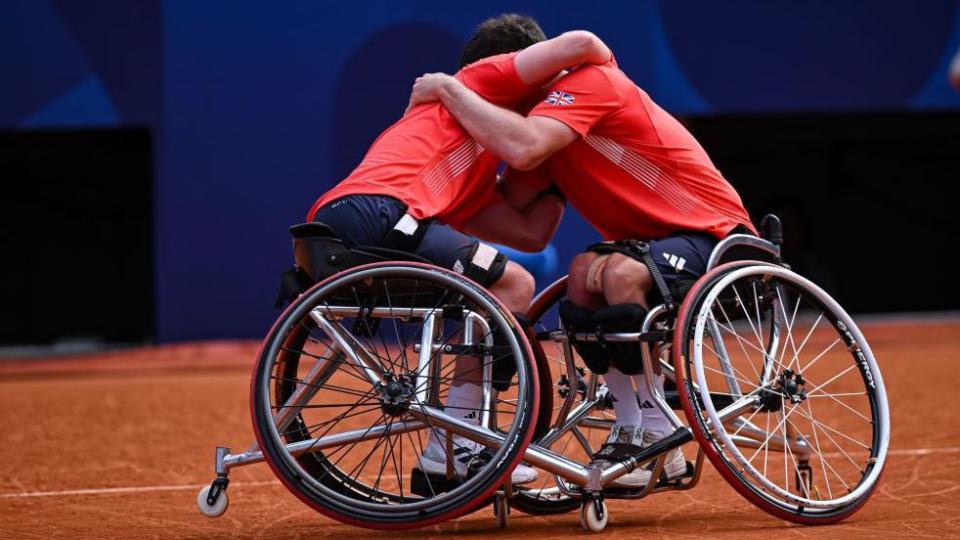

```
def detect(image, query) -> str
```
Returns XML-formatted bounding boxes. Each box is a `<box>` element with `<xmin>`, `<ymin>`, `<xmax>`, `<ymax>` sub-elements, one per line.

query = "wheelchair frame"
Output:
<box><xmin>199</xmin><ymin>230</ymin><xmax>887</xmax><ymax>532</ymax></box>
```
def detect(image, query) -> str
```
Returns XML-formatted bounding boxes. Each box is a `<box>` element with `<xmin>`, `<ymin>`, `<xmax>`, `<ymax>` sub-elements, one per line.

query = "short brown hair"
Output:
<box><xmin>459</xmin><ymin>14</ymin><xmax>546</xmax><ymax>68</ymax></box>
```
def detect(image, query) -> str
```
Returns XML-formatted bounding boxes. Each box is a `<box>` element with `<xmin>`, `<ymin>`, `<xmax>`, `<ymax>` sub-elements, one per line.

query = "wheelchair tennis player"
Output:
<box><xmin>303</xmin><ymin>14</ymin><xmax>614</xmax><ymax>491</ymax></box>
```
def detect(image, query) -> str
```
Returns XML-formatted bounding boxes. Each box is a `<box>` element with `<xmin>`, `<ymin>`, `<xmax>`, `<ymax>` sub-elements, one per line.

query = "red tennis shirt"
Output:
<box><xmin>308</xmin><ymin>53</ymin><xmax>531</xmax><ymax>228</ymax></box>
<box><xmin>513</xmin><ymin>60</ymin><xmax>756</xmax><ymax>240</ymax></box>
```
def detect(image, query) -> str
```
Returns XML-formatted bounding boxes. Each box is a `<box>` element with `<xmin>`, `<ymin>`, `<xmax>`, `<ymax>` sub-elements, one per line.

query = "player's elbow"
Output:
<box><xmin>504</xmin><ymin>143</ymin><xmax>547</xmax><ymax>172</ymax></box>
<box><xmin>563</xmin><ymin>30</ymin><xmax>610</xmax><ymax>65</ymax></box>
<box><xmin>506</xmin><ymin>154</ymin><xmax>541</xmax><ymax>172</ymax></box>
<box><xmin>512</xmin><ymin>231</ymin><xmax>548</xmax><ymax>253</ymax></box>
<box><xmin>525</xmin><ymin>235</ymin><xmax>551</xmax><ymax>253</ymax></box>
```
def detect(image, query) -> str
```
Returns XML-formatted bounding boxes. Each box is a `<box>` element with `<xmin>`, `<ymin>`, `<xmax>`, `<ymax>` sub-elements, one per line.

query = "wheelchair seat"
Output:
<box><xmin>705</xmin><ymin>214</ymin><xmax>783</xmax><ymax>270</ymax></box>
<box><xmin>290</xmin><ymin>222</ymin><xmax>430</xmax><ymax>283</ymax></box>
<box><xmin>279</xmin><ymin>222</ymin><xmax>442</xmax><ymax>309</ymax></box>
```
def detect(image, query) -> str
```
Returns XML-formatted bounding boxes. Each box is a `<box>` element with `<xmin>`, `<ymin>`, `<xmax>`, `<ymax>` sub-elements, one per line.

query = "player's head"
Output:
<box><xmin>459</xmin><ymin>14</ymin><xmax>546</xmax><ymax>68</ymax></box>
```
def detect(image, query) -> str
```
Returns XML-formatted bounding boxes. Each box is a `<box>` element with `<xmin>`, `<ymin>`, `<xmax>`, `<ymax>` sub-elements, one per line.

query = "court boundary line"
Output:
<box><xmin>0</xmin><ymin>480</ymin><xmax>278</xmax><ymax>500</ymax></box>
<box><xmin>2</xmin><ymin>446</ymin><xmax>959</xmax><ymax>500</ymax></box>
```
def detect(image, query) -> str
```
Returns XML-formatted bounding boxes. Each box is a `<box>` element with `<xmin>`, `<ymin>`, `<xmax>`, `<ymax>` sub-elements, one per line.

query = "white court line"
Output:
<box><xmin>0</xmin><ymin>480</ymin><xmax>278</xmax><ymax>500</ymax></box>
<box><xmin>801</xmin><ymin>446</ymin><xmax>960</xmax><ymax>459</ymax></box>
<box><xmin>886</xmin><ymin>446</ymin><xmax>960</xmax><ymax>457</ymax></box>
<box><xmin>3</xmin><ymin>446</ymin><xmax>959</xmax><ymax>500</ymax></box>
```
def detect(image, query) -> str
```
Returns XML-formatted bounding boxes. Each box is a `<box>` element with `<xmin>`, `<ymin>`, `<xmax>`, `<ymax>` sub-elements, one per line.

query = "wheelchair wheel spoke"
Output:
<box><xmin>270</xmin><ymin>375</ymin><xmax>372</xmax><ymax>400</ymax></box>
<box><xmin>762</xmin><ymin>404</ymin><xmax>771</xmax><ymax>479</ymax></box>
<box><xmin>790</xmin><ymin>406</ymin><xmax>871</xmax><ymax>454</ymax></box>
<box><xmin>279</xmin><ymin>402</ymin><xmax>381</xmax><ymax>438</ymax></box>
<box><xmin>714</xmin><ymin>301</ymin><xmax>765</xmax><ymax>382</ymax></box>
<box><xmin>775</xmin><ymin>287</ymin><xmax>804</xmax><ymax>373</ymax></box>
<box><xmin>798</xmin><ymin>337</ymin><xmax>843</xmax><ymax>376</ymax></box>
<box><xmin>803</xmin><ymin>363</ymin><xmax>857</xmax><ymax>396</ymax></box>
<box><xmin>381</xmin><ymin>280</ymin><xmax>410</xmax><ymax>372</ymax></box>
<box><xmin>803</xmin><ymin>398</ymin><xmax>835</xmax><ymax>500</ymax></box>
<box><xmin>731</xmin><ymin>283</ymin><xmax>766</xmax><ymax>354</ymax></box>
<box><xmin>700</xmin><ymin>361</ymin><xmax>762</xmax><ymax>391</ymax></box>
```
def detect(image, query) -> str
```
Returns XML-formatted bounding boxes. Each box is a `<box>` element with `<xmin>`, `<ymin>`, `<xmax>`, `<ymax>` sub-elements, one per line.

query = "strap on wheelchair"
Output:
<box><xmin>381</xmin><ymin>213</ymin><xmax>431</xmax><ymax>253</ymax></box>
<box><xmin>587</xmin><ymin>240</ymin><xmax>676</xmax><ymax>308</ymax></box>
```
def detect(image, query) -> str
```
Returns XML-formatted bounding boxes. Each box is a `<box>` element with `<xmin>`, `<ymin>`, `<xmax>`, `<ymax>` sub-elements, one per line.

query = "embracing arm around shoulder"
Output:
<box><xmin>405</xmin><ymin>31</ymin><xmax>611</xmax><ymax>170</ymax></box>
<box><xmin>513</xmin><ymin>30</ymin><xmax>611</xmax><ymax>85</ymax></box>
<box><xmin>428</xmin><ymin>79</ymin><xmax>578</xmax><ymax>171</ymax></box>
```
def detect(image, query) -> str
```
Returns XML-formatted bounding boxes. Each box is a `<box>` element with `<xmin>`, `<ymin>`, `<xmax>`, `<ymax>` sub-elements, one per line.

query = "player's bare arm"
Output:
<box><xmin>512</xmin><ymin>30</ymin><xmax>611</xmax><ymax>85</ymax></box>
<box><xmin>497</xmin><ymin>169</ymin><xmax>545</xmax><ymax>210</ymax></box>
<box><xmin>405</xmin><ymin>31</ymin><xmax>607</xmax><ymax>170</ymax></box>
<box><xmin>411</xmin><ymin>75</ymin><xmax>577</xmax><ymax>170</ymax></box>
<box><xmin>461</xmin><ymin>192</ymin><xmax>564</xmax><ymax>252</ymax></box>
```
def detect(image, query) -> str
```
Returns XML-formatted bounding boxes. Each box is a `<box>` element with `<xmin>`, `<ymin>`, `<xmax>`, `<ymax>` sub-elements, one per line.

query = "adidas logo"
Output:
<box><xmin>453</xmin><ymin>259</ymin><xmax>465</xmax><ymax>274</ymax></box>
<box><xmin>637</xmin><ymin>399</ymin><xmax>655</xmax><ymax>409</ymax></box>
<box><xmin>662</xmin><ymin>252</ymin><xmax>686</xmax><ymax>273</ymax></box>
<box><xmin>463</xmin><ymin>410</ymin><xmax>478</xmax><ymax>422</ymax></box>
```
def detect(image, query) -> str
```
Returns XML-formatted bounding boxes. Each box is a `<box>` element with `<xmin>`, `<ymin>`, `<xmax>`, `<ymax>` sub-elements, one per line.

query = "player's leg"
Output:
<box><xmin>600</xmin><ymin>253</ymin><xmax>653</xmax><ymax>308</ymax></box>
<box><xmin>608</xmin><ymin>233</ymin><xmax>717</xmax><ymax>479</ymax></box>
<box><xmin>560</xmin><ymin>251</ymin><xmax>651</xmax><ymax>487</ymax></box>
<box><xmin>567</xmin><ymin>251</ymin><xmax>605</xmax><ymax>309</ymax></box>
<box><xmin>487</xmin><ymin>260</ymin><xmax>536</xmax><ymax>314</ymax></box>
<box><xmin>413</xmin><ymin>221</ymin><xmax>538</xmax><ymax>486</ymax></box>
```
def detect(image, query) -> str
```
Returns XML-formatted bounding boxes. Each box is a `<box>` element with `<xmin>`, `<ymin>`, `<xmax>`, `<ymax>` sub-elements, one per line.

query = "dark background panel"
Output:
<box><xmin>0</xmin><ymin>129</ymin><xmax>153</xmax><ymax>345</ymax></box>
<box><xmin>687</xmin><ymin>112</ymin><xmax>960</xmax><ymax>312</ymax></box>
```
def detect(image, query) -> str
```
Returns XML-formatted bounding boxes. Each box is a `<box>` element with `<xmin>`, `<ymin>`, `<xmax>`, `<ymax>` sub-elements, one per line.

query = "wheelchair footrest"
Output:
<box><xmin>410</xmin><ymin>468</ymin><xmax>463</xmax><ymax>497</ymax></box>
<box><xmin>663</xmin><ymin>390</ymin><xmax>735</xmax><ymax>411</ymax></box>
<box><xmin>598</xmin><ymin>461</ymin><xmax>697</xmax><ymax>498</ymax></box>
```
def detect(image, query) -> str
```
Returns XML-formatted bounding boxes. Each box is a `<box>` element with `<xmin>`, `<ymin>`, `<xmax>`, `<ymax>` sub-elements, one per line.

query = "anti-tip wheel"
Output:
<box><xmin>197</xmin><ymin>484</ymin><xmax>228</xmax><ymax>518</ymax></box>
<box><xmin>579</xmin><ymin>498</ymin><xmax>608</xmax><ymax>532</ymax></box>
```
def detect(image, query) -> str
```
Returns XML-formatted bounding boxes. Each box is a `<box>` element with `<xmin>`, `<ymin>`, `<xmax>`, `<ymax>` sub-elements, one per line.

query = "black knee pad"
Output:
<box><xmin>491</xmin><ymin>312</ymin><xmax>528</xmax><ymax>392</ymax></box>
<box><xmin>558</xmin><ymin>301</ymin><xmax>610</xmax><ymax>374</ymax></box>
<box><xmin>592</xmin><ymin>303</ymin><xmax>647</xmax><ymax>375</ymax></box>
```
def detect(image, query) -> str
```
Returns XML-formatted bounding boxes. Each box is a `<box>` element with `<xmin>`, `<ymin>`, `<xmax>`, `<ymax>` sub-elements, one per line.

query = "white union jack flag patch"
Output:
<box><xmin>544</xmin><ymin>91</ymin><xmax>575</xmax><ymax>105</ymax></box>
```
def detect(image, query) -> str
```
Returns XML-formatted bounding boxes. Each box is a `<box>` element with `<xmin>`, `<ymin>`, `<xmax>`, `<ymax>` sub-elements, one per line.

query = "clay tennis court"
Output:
<box><xmin>1</xmin><ymin>318</ymin><xmax>957</xmax><ymax>539</ymax></box>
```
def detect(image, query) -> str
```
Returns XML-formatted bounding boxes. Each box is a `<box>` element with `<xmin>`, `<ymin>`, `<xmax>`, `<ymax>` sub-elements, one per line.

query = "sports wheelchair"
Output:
<box><xmin>197</xmin><ymin>216</ymin><xmax>890</xmax><ymax>532</ymax></box>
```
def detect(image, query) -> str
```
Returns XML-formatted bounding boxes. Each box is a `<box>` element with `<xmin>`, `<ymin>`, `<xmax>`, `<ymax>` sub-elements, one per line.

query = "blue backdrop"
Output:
<box><xmin>3</xmin><ymin>0</ymin><xmax>960</xmax><ymax>341</ymax></box>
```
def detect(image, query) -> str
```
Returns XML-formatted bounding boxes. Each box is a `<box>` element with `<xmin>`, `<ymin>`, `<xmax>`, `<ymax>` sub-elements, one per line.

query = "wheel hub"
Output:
<box><xmin>758</xmin><ymin>368</ymin><xmax>807</xmax><ymax>411</ymax></box>
<box><xmin>377</xmin><ymin>374</ymin><xmax>415</xmax><ymax>416</ymax></box>
<box><xmin>776</xmin><ymin>369</ymin><xmax>807</xmax><ymax>404</ymax></box>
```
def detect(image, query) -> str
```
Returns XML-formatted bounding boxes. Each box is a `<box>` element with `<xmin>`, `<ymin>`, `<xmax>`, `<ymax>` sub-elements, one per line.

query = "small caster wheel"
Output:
<box><xmin>493</xmin><ymin>493</ymin><xmax>509</xmax><ymax>528</ymax></box>
<box><xmin>579</xmin><ymin>497</ymin><xmax>607</xmax><ymax>532</ymax></box>
<box><xmin>197</xmin><ymin>480</ymin><xmax>229</xmax><ymax>518</ymax></box>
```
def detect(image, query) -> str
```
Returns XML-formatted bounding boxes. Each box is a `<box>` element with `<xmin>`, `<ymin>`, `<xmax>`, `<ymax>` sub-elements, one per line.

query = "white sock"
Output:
<box><xmin>634</xmin><ymin>373</ymin><xmax>672</xmax><ymax>436</ymax></box>
<box><xmin>603</xmin><ymin>368</ymin><xmax>643</xmax><ymax>428</ymax></box>
<box><xmin>444</xmin><ymin>382</ymin><xmax>481</xmax><ymax>423</ymax></box>
<box><xmin>427</xmin><ymin>382</ymin><xmax>482</xmax><ymax>453</ymax></box>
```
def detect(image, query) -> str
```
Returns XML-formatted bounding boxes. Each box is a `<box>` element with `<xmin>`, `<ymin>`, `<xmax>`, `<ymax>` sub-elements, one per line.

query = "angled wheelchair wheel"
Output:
<box><xmin>252</xmin><ymin>262</ymin><xmax>539</xmax><ymax>529</ymax></box>
<box><xmin>511</xmin><ymin>278</ymin><xmax>614</xmax><ymax>516</ymax></box>
<box><xmin>673</xmin><ymin>262</ymin><xmax>890</xmax><ymax>524</ymax></box>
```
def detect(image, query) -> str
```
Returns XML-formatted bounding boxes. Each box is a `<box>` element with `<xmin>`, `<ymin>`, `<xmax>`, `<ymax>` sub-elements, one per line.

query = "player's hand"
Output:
<box><xmin>405</xmin><ymin>73</ymin><xmax>456</xmax><ymax>114</ymax></box>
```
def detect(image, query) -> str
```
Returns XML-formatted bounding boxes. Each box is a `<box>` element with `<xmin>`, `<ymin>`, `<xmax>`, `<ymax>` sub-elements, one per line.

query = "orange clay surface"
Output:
<box><xmin>1</xmin><ymin>319</ymin><xmax>959</xmax><ymax>539</ymax></box>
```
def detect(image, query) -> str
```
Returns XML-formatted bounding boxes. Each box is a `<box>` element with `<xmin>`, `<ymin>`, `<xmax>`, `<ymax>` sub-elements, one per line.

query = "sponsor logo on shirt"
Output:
<box><xmin>544</xmin><ymin>91</ymin><xmax>575</xmax><ymax>105</ymax></box>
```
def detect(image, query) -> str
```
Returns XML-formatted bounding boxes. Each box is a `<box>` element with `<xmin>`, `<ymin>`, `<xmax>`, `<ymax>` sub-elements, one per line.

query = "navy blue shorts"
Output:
<box><xmin>589</xmin><ymin>232</ymin><xmax>718</xmax><ymax>304</ymax></box>
<box><xmin>311</xmin><ymin>194</ymin><xmax>506</xmax><ymax>285</ymax></box>
<box><xmin>646</xmin><ymin>232</ymin><xmax>718</xmax><ymax>284</ymax></box>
